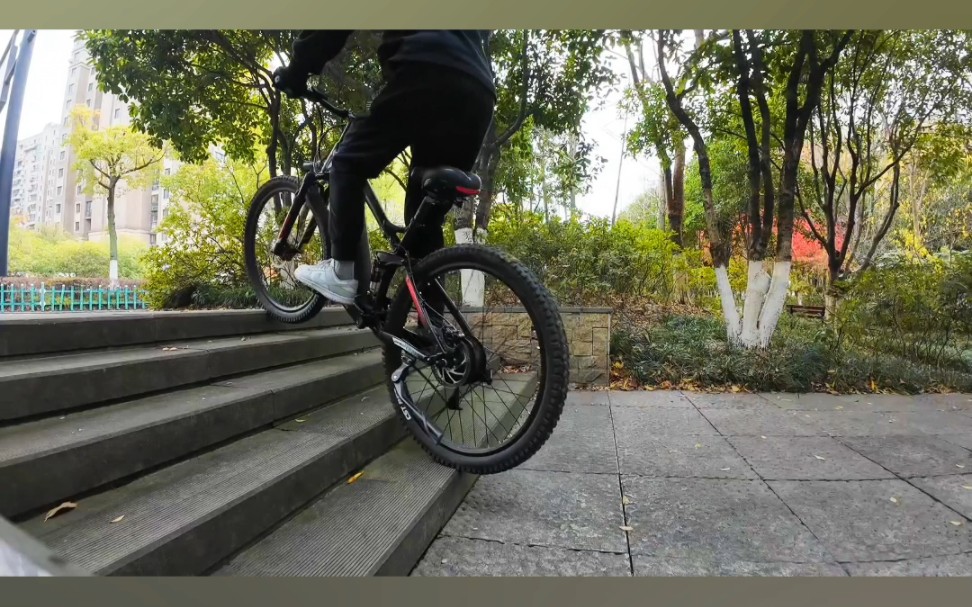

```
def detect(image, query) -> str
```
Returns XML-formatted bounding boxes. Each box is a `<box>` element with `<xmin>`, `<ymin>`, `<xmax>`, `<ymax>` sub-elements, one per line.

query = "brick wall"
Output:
<box><xmin>464</xmin><ymin>307</ymin><xmax>612</xmax><ymax>386</ymax></box>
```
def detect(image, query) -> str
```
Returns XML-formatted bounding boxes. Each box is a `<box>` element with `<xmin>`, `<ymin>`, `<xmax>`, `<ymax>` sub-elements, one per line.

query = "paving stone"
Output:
<box><xmin>608</xmin><ymin>390</ymin><xmax>695</xmax><ymax>408</ymax></box>
<box><xmin>728</xmin><ymin>436</ymin><xmax>894</xmax><ymax>480</ymax></box>
<box><xmin>844</xmin><ymin>553</ymin><xmax>972</xmax><ymax>576</ymax></box>
<box><xmin>632</xmin><ymin>556</ymin><xmax>846</xmax><ymax>577</ymax></box>
<box><xmin>565</xmin><ymin>390</ymin><xmax>610</xmax><ymax>406</ymax></box>
<box><xmin>769</xmin><ymin>479</ymin><xmax>972</xmax><ymax>562</ymax></box>
<box><xmin>616</xmin><ymin>432</ymin><xmax>755</xmax><ymax>479</ymax></box>
<box><xmin>682</xmin><ymin>392</ymin><xmax>775</xmax><ymax>410</ymax></box>
<box><xmin>801</xmin><ymin>411</ymin><xmax>972</xmax><ymax>437</ymax></box>
<box><xmin>909</xmin><ymin>474</ymin><xmax>972</xmax><ymax>519</ymax></box>
<box><xmin>840</xmin><ymin>436</ymin><xmax>972</xmax><ymax>477</ymax></box>
<box><xmin>700</xmin><ymin>408</ymin><xmax>821</xmax><ymax>437</ymax></box>
<box><xmin>610</xmin><ymin>404</ymin><xmax>717</xmax><ymax>437</ymax></box>
<box><xmin>520</xmin><ymin>405</ymin><xmax>618</xmax><ymax>474</ymax></box>
<box><xmin>622</xmin><ymin>477</ymin><xmax>832</xmax><ymax>563</ymax></box>
<box><xmin>442</xmin><ymin>469</ymin><xmax>626</xmax><ymax>553</ymax></box>
<box><xmin>412</xmin><ymin>536</ymin><xmax>630</xmax><ymax>576</ymax></box>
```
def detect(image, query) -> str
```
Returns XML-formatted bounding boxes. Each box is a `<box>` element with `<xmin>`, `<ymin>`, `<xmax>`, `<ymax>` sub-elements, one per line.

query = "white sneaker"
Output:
<box><xmin>294</xmin><ymin>260</ymin><xmax>358</xmax><ymax>305</ymax></box>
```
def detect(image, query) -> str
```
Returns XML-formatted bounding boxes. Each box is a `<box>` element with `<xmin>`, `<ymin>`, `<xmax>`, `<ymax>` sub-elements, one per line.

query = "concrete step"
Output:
<box><xmin>0</xmin><ymin>326</ymin><xmax>379</xmax><ymax>422</ymax></box>
<box><xmin>19</xmin><ymin>385</ymin><xmax>404</xmax><ymax>576</ymax></box>
<box><xmin>0</xmin><ymin>351</ymin><xmax>385</xmax><ymax>518</ymax></box>
<box><xmin>0</xmin><ymin>307</ymin><xmax>352</xmax><ymax>358</ymax></box>
<box><xmin>214</xmin><ymin>373</ymin><xmax>539</xmax><ymax>576</ymax></box>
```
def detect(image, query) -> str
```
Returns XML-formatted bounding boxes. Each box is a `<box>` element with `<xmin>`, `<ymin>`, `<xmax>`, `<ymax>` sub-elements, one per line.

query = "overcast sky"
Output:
<box><xmin>1</xmin><ymin>29</ymin><xmax>660</xmax><ymax>219</ymax></box>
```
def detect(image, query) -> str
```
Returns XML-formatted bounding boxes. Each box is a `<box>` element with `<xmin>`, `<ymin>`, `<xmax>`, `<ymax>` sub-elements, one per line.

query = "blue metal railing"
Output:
<box><xmin>0</xmin><ymin>283</ymin><xmax>148</xmax><ymax>312</ymax></box>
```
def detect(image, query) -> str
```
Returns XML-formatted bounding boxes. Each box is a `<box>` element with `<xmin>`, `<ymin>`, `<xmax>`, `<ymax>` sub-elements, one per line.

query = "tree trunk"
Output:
<box><xmin>107</xmin><ymin>178</ymin><xmax>120</xmax><ymax>288</ymax></box>
<box><xmin>670</xmin><ymin>140</ymin><xmax>685</xmax><ymax>247</ymax></box>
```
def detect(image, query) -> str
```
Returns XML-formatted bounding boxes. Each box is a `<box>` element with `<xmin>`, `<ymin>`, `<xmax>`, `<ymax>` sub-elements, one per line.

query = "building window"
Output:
<box><xmin>75</xmin><ymin>221</ymin><xmax>80</xmax><ymax>232</ymax></box>
<box><xmin>58</xmin><ymin>168</ymin><xmax>64</xmax><ymax>177</ymax></box>
<box><xmin>60</xmin><ymin>150</ymin><xmax>66</xmax><ymax>160</ymax></box>
<box><xmin>149</xmin><ymin>233</ymin><xmax>157</xmax><ymax>246</ymax></box>
<box><xmin>55</xmin><ymin>204</ymin><xmax>61</xmax><ymax>213</ymax></box>
<box><xmin>77</xmin><ymin>184</ymin><xmax>82</xmax><ymax>194</ymax></box>
<box><xmin>76</xmin><ymin>203</ymin><xmax>81</xmax><ymax>213</ymax></box>
<box><xmin>68</xmin><ymin>84</ymin><xmax>74</xmax><ymax>94</ymax></box>
<box><xmin>87</xmin><ymin>82</ymin><xmax>94</xmax><ymax>92</ymax></box>
<box><xmin>57</xmin><ymin>186</ymin><xmax>63</xmax><ymax>195</ymax></box>
<box><xmin>151</xmin><ymin>195</ymin><xmax>159</xmax><ymax>227</ymax></box>
<box><xmin>71</xmin><ymin>67</ymin><xmax>77</xmax><ymax>76</ymax></box>
<box><xmin>163</xmin><ymin>189</ymin><xmax>170</xmax><ymax>200</ymax></box>
<box><xmin>113</xmin><ymin>108</ymin><xmax>121</xmax><ymax>119</ymax></box>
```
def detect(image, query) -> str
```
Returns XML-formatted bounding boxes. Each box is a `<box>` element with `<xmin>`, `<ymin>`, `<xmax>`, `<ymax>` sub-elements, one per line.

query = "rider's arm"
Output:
<box><xmin>290</xmin><ymin>30</ymin><xmax>355</xmax><ymax>76</ymax></box>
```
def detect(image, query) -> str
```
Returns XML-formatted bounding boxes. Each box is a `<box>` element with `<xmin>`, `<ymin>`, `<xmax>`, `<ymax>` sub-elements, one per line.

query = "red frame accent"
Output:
<box><xmin>405</xmin><ymin>275</ymin><xmax>429</xmax><ymax>327</ymax></box>
<box><xmin>456</xmin><ymin>186</ymin><xmax>480</xmax><ymax>196</ymax></box>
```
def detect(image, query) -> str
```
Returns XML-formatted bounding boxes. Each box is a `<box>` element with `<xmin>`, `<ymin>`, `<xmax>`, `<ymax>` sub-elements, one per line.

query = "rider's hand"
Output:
<box><xmin>273</xmin><ymin>65</ymin><xmax>309</xmax><ymax>99</ymax></box>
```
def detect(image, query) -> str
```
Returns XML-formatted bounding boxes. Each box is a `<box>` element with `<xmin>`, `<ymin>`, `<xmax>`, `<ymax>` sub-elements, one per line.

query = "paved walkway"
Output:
<box><xmin>412</xmin><ymin>390</ymin><xmax>972</xmax><ymax>576</ymax></box>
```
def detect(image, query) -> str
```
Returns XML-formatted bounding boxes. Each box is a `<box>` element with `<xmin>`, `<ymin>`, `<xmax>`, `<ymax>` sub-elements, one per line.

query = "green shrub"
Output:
<box><xmin>834</xmin><ymin>256</ymin><xmax>972</xmax><ymax>372</ymax></box>
<box><xmin>612</xmin><ymin>312</ymin><xmax>972</xmax><ymax>394</ymax></box>
<box><xmin>8</xmin><ymin>224</ymin><xmax>148</xmax><ymax>280</ymax></box>
<box><xmin>487</xmin><ymin>208</ymin><xmax>696</xmax><ymax>306</ymax></box>
<box><xmin>143</xmin><ymin>157</ymin><xmax>262</xmax><ymax>309</ymax></box>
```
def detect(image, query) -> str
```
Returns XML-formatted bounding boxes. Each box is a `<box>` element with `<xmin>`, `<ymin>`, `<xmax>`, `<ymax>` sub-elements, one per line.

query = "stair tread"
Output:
<box><xmin>0</xmin><ymin>351</ymin><xmax>383</xmax><ymax>465</ymax></box>
<box><xmin>0</xmin><ymin>327</ymin><xmax>360</xmax><ymax>377</ymax></box>
<box><xmin>215</xmin><ymin>373</ymin><xmax>539</xmax><ymax>577</ymax></box>
<box><xmin>215</xmin><ymin>439</ymin><xmax>461</xmax><ymax>577</ymax></box>
<box><xmin>0</xmin><ymin>325</ymin><xmax>379</xmax><ymax>422</ymax></box>
<box><xmin>22</xmin><ymin>384</ymin><xmax>395</xmax><ymax>574</ymax></box>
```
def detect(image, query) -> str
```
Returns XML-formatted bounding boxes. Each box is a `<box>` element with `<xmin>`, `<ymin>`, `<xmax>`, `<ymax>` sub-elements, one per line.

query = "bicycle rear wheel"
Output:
<box><xmin>382</xmin><ymin>244</ymin><xmax>570</xmax><ymax>474</ymax></box>
<box><xmin>243</xmin><ymin>175</ymin><xmax>330</xmax><ymax>324</ymax></box>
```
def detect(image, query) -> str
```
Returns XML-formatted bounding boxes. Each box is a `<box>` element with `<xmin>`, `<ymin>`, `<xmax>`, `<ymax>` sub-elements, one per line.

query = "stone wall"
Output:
<box><xmin>464</xmin><ymin>307</ymin><xmax>612</xmax><ymax>386</ymax></box>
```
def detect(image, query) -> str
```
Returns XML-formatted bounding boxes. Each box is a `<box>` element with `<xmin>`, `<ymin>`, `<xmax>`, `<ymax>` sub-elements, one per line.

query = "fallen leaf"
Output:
<box><xmin>760</xmin><ymin>435</ymin><xmax>767</xmax><ymax>439</ymax></box>
<box><xmin>110</xmin><ymin>515</ymin><xmax>125</xmax><ymax>523</ymax></box>
<box><xmin>889</xmin><ymin>497</ymin><xmax>898</xmax><ymax>504</ymax></box>
<box><xmin>957</xmin><ymin>464</ymin><xmax>966</xmax><ymax>469</ymax></box>
<box><xmin>814</xmin><ymin>455</ymin><xmax>826</xmax><ymax>461</ymax></box>
<box><xmin>620</xmin><ymin>526</ymin><xmax>634</xmax><ymax>532</ymax></box>
<box><xmin>44</xmin><ymin>501</ymin><xmax>77</xmax><ymax>521</ymax></box>
<box><xmin>294</xmin><ymin>419</ymin><xmax>307</xmax><ymax>423</ymax></box>
<box><xmin>694</xmin><ymin>443</ymin><xmax>703</xmax><ymax>449</ymax></box>
<box><xmin>720</xmin><ymin>467</ymin><xmax>731</xmax><ymax>472</ymax></box>
<box><xmin>622</xmin><ymin>496</ymin><xmax>632</xmax><ymax>506</ymax></box>
<box><xmin>949</xmin><ymin>520</ymin><xmax>963</xmax><ymax>527</ymax></box>
<box><xmin>835</xmin><ymin>406</ymin><xmax>844</xmax><ymax>411</ymax></box>
<box><xmin>240</xmin><ymin>337</ymin><xmax>247</xmax><ymax>341</ymax></box>
<box><xmin>962</xmin><ymin>485</ymin><xmax>972</xmax><ymax>490</ymax></box>
<box><xmin>347</xmin><ymin>472</ymin><xmax>363</xmax><ymax>484</ymax></box>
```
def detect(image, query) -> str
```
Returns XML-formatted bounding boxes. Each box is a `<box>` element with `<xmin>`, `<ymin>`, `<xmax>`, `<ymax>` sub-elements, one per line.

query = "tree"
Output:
<box><xmin>82</xmin><ymin>30</ymin><xmax>382</xmax><ymax>175</ymax></box>
<box><xmin>802</xmin><ymin>30</ymin><xmax>972</xmax><ymax>300</ymax></box>
<box><xmin>620</xmin><ymin>30</ymin><xmax>687</xmax><ymax>246</ymax></box>
<box><xmin>455</xmin><ymin>30</ymin><xmax>614</xmax><ymax>243</ymax></box>
<box><xmin>69</xmin><ymin>106</ymin><xmax>165</xmax><ymax>286</ymax></box>
<box><xmin>656</xmin><ymin>29</ymin><xmax>851</xmax><ymax>346</ymax></box>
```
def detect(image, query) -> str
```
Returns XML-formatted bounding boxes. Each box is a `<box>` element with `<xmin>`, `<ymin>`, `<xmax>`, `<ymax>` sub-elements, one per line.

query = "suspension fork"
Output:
<box><xmin>272</xmin><ymin>172</ymin><xmax>325</xmax><ymax>258</ymax></box>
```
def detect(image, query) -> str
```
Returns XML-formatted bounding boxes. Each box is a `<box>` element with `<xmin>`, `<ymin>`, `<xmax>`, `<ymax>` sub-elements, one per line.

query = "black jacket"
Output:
<box><xmin>290</xmin><ymin>30</ymin><xmax>496</xmax><ymax>98</ymax></box>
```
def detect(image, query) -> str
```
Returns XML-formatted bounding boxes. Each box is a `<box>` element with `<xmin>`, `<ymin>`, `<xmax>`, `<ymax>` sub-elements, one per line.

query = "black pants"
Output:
<box><xmin>328</xmin><ymin>62</ymin><xmax>495</xmax><ymax>261</ymax></box>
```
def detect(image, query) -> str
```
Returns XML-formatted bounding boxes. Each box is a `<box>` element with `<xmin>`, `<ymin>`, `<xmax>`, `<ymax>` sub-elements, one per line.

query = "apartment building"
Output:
<box><xmin>10</xmin><ymin>123</ymin><xmax>61</xmax><ymax>229</ymax></box>
<box><xmin>19</xmin><ymin>34</ymin><xmax>180</xmax><ymax>246</ymax></box>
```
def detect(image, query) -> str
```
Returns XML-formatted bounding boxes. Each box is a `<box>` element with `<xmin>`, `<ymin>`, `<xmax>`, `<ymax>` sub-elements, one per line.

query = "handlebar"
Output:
<box><xmin>302</xmin><ymin>87</ymin><xmax>352</xmax><ymax>120</ymax></box>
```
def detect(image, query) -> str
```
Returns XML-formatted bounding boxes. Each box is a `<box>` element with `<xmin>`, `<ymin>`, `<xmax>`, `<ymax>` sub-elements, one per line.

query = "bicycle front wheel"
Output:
<box><xmin>243</xmin><ymin>175</ymin><xmax>330</xmax><ymax>324</ymax></box>
<box><xmin>382</xmin><ymin>244</ymin><xmax>570</xmax><ymax>474</ymax></box>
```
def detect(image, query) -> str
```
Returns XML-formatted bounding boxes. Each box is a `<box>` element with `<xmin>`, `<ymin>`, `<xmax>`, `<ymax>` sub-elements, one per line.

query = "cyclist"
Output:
<box><xmin>273</xmin><ymin>30</ymin><xmax>496</xmax><ymax>305</ymax></box>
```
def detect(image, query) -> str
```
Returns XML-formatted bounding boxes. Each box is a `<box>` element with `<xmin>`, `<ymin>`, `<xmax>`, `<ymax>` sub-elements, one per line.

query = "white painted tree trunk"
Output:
<box><xmin>755</xmin><ymin>261</ymin><xmax>791</xmax><ymax>348</ymax></box>
<box><xmin>714</xmin><ymin>264</ymin><xmax>742</xmax><ymax>345</ymax></box>
<box><xmin>109</xmin><ymin>260</ymin><xmax>119</xmax><ymax>289</ymax></box>
<box><xmin>740</xmin><ymin>260</ymin><xmax>772</xmax><ymax>346</ymax></box>
<box><xmin>455</xmin><ymin>227</ymin><xmax>485</xmax><ymax>308</ymax></box>
<box><xmin>716</xmin><ymin>260</ymin><xmax>792</xmax><ymax>349</ymax></box>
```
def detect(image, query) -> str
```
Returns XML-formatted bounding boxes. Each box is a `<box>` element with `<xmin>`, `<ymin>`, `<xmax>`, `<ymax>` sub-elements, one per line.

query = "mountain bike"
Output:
<box><xmin>242</xmin><ymin>85</ymin><xmax>569</xmax><ymax>474</ymax></box>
